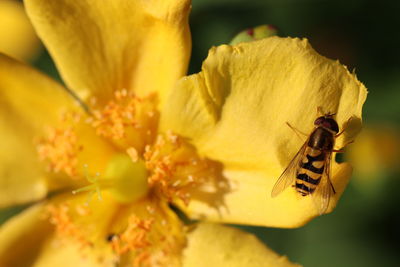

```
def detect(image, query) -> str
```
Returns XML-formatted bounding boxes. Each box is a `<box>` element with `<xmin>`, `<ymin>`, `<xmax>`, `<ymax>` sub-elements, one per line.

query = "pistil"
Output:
<box><xmin>72</xmin><ymin>153</ymin><xmax>149</xmax><ymax>203</ymax></box>
<box><xmin>105</xmin><ymin>154</ymin><xmax>149</xmax><ymax>203</ymax></box>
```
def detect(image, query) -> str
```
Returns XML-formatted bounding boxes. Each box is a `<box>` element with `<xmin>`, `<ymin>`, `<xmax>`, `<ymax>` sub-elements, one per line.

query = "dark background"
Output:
<box><xmin>2</xmin><ymin>0</ymin><xmax>400</xmax><ymax>266</ymax></box>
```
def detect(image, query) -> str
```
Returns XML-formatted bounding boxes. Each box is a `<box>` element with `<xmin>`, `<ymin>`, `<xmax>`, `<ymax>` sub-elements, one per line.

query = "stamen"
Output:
<box><xmin>37</xmin><ymin>126</ymin><xmax>82</xmax><ymax>177</ymax></box>
<box><xmin>111</xmin><ymin>215</ymin><xmax>154</xmax><ymax>267</ymax></box>
<box><xmin>91</xmin><ymin>91</ymin><xmax>159</xmax><ymax>151</ymax></box>
<box><xmin>127</xmin><ymin>147</ymin><xmax>139</xmax><ymax>162</ymax></box>
<box><xmin>144</xmin><ymin>131</ymin><xmax>221</xmax><ymax>205</ymax></box>
<box><xmin>46</xmin><ymin>203</ymin><xmax>91</xmax><ymax>248</ymax></box>
<box><xmin>104</xmin><ymin>200</ymin><xmax>186</xmax><ymax>266</ymax></box>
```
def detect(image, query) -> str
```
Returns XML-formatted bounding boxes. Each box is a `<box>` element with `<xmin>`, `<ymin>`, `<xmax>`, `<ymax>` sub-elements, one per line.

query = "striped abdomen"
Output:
<box><xmin>295</xmin><ymin>147</ymin><xmax>326</xmax><ymax>196</ymax></box>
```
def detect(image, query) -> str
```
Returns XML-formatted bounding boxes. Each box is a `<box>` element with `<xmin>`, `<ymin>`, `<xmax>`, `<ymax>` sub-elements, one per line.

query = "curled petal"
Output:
<box><xmin>162</xmin><ymin>37</ymin><xmax>367</xmax><ymax>227</ymax></box>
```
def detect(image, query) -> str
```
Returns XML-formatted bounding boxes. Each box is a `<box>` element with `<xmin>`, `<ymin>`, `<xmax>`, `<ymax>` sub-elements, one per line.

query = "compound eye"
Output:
<box><xmin>323</xmin><ymin>121</ymin><xmax>332</xmax><ymax>129</ymax></box>
<box><xmin>314</xmin><ymin>116</ymin><xmax>325</xmax><ymax>126</ymax></box>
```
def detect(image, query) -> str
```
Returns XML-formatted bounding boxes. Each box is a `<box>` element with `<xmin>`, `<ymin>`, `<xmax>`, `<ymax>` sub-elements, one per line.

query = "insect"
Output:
<box><xmin>271</xmin><ymin>108</ymin><xmax>351</xmax><ymax>214</ymax></box>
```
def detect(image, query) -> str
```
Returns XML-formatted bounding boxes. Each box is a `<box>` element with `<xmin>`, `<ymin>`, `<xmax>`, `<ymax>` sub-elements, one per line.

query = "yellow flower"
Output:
<box><xmin>0</xmin><ymin>0</ymin><xmax>303</xmax><ymax>266</ymax></box>
<box><xmin>0</xmin><ymin>0</ymin><xmax>367</xmax><ymax>266</ymax></box>
<box><xmin>0</xmin><ymin>0</ymin><xmax>41</xmax><ymax>61</ymax></box>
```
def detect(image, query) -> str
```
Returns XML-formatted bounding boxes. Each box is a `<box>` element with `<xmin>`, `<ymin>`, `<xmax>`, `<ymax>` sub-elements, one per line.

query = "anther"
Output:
<box><xmin>144</xmin><ymin>133</ymin><xmax>222</xmax><ymax>205</ymax></box>
<box><xmin>37</xmin><ymin>126</ymin><xmax>82</xmax><ymax>177</ymax></box>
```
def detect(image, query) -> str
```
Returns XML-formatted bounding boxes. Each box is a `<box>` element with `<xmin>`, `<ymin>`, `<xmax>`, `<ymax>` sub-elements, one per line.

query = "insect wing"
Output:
<box><xmin>310</xmin><ymin>152</ymin><xmax>335</xmax><ymax>215</ymax></box>
<box><xmin>271</xmin><ymin>142</ymin><xmax>308</xmax><ymax>197</ymax></box>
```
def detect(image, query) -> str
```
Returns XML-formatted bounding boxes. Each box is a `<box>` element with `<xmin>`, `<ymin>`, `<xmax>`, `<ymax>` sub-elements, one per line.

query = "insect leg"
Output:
<box><xmin>286</xmin><ymin>122</ymin><xmax>308</xmax><ymax>141</ymax></box>
<box><xmin>332</xmin><ymin>149</ymin><xmax>345</xmax><ymax>153</ymax></box>
<box><xmin>333</xmin><ymin>140</ymin><xmax>354</xmax><ymax>152</ymax></box>
<box><xmin>335</xmin><ymin>117</ymin><xmax>355</xmax><ymax>138</ymax></box>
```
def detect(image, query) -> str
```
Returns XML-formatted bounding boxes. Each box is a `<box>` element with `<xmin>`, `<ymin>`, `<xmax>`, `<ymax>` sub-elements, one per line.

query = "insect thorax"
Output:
<box><xmin>307</xmin><ymin>127</ymin><xmax>334</xmax><ymax>150</ymax></box>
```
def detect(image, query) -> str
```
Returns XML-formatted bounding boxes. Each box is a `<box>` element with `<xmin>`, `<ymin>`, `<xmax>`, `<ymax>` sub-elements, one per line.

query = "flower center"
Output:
<box><xmin>38</xmin><ymin>91</ymin><xmax>227</xmax><ymax>266</ymax></box>
<box><xmin>144</xmin><ymin>131</ymin><xmax>224</xmax><ymax>205</ymax></box>
<box><xmin>104</xmin><ymin>153</ymin><xmax>149</xmax><ymax>203</ymax></box>
<box><xmin>37</xmin><ymin>91</ymin><xmax>224</xmax><ymax>207</ymax></box>
<box><xmin>72</xmin><ymin>154</ymin><xmax>149</xmax><ymax>203</ymax></box>
<box><xmin>90</xmin><ymin>90</ymin><xmax>159</xmax><ymax>152</ymax></box>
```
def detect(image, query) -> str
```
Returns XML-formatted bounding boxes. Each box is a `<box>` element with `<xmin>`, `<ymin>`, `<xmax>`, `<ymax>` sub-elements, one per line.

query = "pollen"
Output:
<box><xmin>111</xmin><ymin>215</ymin><xmax>154</xmax><ymax>254</ymax></box>
<box><xmin>92</xmin><ymin>89</ymin><xmax>135</xmax><ymax>140</ymax></box>
<box><xmin>91</xmin><ymin>90</ymin><xmax>159</xmax><ymax>151</ymax></box>
<box><xmin>46</xmin><ymin>203</ymin><xmax>91</xmax><ymax>248</ymax></box>
<box><xmin>111</xmin><ymin>215</ymin><xmax>154</xmax><ymax>267</ymax></box>
<box><xmin>37</xmin><ymin>126</ymin><xmax>82</xmax><ymax>177</ymax></box>
<box><xmin>144</xmin><ymin>131</ymin><xmax>221</xmax><ymax>205</ymax></box>
<box><xmin>127</xmin><ymin>147</ymin><xmax>139</xmax><ymax>162</ymax></box>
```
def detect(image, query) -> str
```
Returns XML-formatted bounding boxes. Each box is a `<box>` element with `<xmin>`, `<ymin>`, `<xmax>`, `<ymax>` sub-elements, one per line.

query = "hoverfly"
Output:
<box><xmin>271</xmin><ymin>108</ymin><xmax>351</xmax><ymax>214</ymax></box>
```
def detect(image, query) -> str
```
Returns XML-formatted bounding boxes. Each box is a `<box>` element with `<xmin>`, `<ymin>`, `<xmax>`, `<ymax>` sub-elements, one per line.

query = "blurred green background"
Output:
<box><xmin>2</xmin><ymin>0</ymin><xmax>400</xmax><ymax>266</ymax></box>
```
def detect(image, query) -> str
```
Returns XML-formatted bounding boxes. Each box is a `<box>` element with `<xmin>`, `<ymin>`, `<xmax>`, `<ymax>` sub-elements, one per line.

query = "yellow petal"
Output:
<box><xmin>0</xmin><ymin>0</ymin><xmax>41</xmax><ymax>61</ymax></box>
<box><xmin>0</xmin><ymin>192</ymin><xmax>186</xmax><ymax>266</ymax></box>
<box><xmin>182</xmin><ymin>223</ymin><xmax>301</xmax><ymax>267</ymax></box>
<box><xmin>25</xmin><ymin>0</ymin><xmax>191</xmax><ymax>106</ymax></box>
<box><xmin>161</xmin><ymin>37</ymin><xmax>367</xmax><ymax>227</ymax></box>
<box><xmin>184</xmin><ymin>163</ymin><xmax>352</xmax><ymax>228</ymax></box>
<box><xmin>0</xmin><ymin>203</ymin><xmax>109</xmax><ymax>267</ymax></box>
<box><xmin>0</xmin><ymin>53</ymin><xmax>81</xmax><ymax>207</ymax></box>
<box><xmin>0</xmin><ymin>204</ymin><xmax>52</xmax><ymax>267</ymax></box>
<box><xmin>32</xmin><ymin>242</ymin><xmax>106</xmax><ymax>267</ymax></box>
